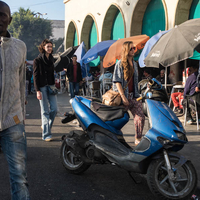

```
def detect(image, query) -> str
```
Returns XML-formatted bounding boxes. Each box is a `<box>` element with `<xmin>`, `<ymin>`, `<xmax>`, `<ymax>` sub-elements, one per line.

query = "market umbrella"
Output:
<box><xmin>139</xmin><ymin>30</ymin><xmax>169</xmax><ymax>68</ymax></box>
<box><xmin>54</xmin><ymin>46</ymin><xmax>78</xmax><ymax>72</ymax></box>
<box><xmin>81</xmin><ymin>40</ymin><xmax>117</xmax><ymax>94</ymax></box>
<box><xmin>144</xmin><ymin>18</ymin><xmax>200</xmax><ymax>68</ymax></box>
<box><xmin>74</xmin><ymin>41</ymin><xmax>89</xmax><ymax>78</ymax></box>
<box><xmin>74</xmin><ymin>41</ymin><xmax>87</xmax><ymax>65</ymax></box>
<box><xmin>103</xmin><ymin>35</ymin><xmax>150</xmax><ymax>68</ymax></box>
<box><xmin>81</xmin><ymin>40</ymin><xmax>117</xmax><ymax>65</ymax></box>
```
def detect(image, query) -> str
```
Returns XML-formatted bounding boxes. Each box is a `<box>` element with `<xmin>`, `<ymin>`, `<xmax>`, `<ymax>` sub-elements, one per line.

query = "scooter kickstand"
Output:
<box><xmin>128</xmin><ymin>172</ymin><xmax>142</xmax><ymax>184</ymax></box>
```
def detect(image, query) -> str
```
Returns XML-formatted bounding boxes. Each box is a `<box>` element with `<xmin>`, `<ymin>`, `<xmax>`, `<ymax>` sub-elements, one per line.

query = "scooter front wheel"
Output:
<box><xmin>147</xmin><ymin>157</ymin><xmax>197</xmax><ymax>200</ymax></box>
<box><xmin>60</xmin><ymin>141</ymin><xmax>91</xmax><ymax>174</ymax></box>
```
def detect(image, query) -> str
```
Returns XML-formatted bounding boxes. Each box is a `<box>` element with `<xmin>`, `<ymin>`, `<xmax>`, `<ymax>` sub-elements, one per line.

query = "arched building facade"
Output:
<box><xmin>64</xmin><ymin>0</ymin><xmax>200</xmax><ymax>79</ymax></box>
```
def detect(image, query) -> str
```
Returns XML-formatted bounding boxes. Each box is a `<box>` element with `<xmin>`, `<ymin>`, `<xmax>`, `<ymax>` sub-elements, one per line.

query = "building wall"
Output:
<box><xmin>63</xmin><ymin>0</ymin><xmax>186</xmax><ymax>48</ymax></box>
<box><xmin>51</xmin><ymin>20</ymin><xmax>65</xmax><ymax>40</ymax></box>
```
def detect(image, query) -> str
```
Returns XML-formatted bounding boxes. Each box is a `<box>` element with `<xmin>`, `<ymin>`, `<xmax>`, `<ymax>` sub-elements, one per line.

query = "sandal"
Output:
<box><xmin>135</xmin><ymin>138</ymin><xmax>141</xmax><ymax>146</ymax></box>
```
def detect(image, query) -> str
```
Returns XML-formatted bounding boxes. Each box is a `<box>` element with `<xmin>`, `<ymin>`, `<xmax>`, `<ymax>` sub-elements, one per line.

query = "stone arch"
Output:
<box><xmin>175</xmin><ymin>0</ymin><xmax>194</xmax><ymax>25</ymax></box>
<box><xmin>101</xmin><ymin>4</ymin><xmax>126</xmax><ymax>41</ymax></box>
<box><xmin>80</xmin><ymin>14</ymin><xmax>99</xmax><ymax>50</ymax></box>
<box><xmin>65</xmin><ymin>21</ymin><xmax>79</xmax><ymax>49</ymax></box>
<box><xmin>130</xmin><ymin>0</ymin><xmax>167</xmax><ymax>36</ymax></box>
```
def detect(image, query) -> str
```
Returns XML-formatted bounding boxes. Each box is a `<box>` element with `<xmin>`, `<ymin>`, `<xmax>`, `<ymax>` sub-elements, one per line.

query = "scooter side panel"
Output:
<box><xmin>88</xmin><ymin>124</ymin><xmax>149</xmax><ymax>173</ymax></box>
<box><xmin>147</xmin><ymin>99</ymin><xmax>183</xmax><ymax>128</ymax></box>
<box><xmin>105</xmin><ymin>113</ymin><xmax>129</xmax><ymax>130</ymax></box>
<box><xmin>72</xmin><ymin>97</ymin><xmax>119</xmax><ymax>133</ymax></box>
<box><xmin>75</xmin><ymin>96</ymin><xmax>128</xmax><ymax>135</ymax></box>
<box><xmin>134</xmin><ymin>128</ymin><xmax>163</xmax><ymax>156</ymax></box>
<box><xmin>146</xmin><ymin>100</ymin><xmax>184</xmax><ymax>138</ymax></box>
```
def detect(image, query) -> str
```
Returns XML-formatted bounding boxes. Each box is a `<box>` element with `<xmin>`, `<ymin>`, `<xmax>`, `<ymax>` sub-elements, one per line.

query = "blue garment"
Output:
<box><xmin>184</xmin><ymin>71</ymin><xmax>198</xmax><ymax>98</ymax></box>
<box><xmin>99</xmin><ymin>72</ymin><xmax>113</xmax><ymax>92</ymax></box>
<box><xmin>39</xmin><ymin>86</ymin><xmax>58</xmax><ymax>140</ymax></box>
<box><xmin>69</xmin><ymin>82</ymin><xmax>80</xmax><ymax>98</ymax></box>
<box><xmin>0</xmin><ymin>123</ymin><xmax>30</xmax><ymax>200</ymax></box>
<box><xmin>112</xmin><ymin>60</ymin><xmax>140</xmax><ymax>98</ymax></box>
<box><xmin>99</xmin><ymin>72</ymin><xmax>113</xmax><ymax>82</ymax></box>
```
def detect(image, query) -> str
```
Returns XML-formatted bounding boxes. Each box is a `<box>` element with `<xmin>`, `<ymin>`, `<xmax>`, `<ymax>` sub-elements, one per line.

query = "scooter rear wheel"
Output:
<box><xmin>60</xmin><ymin>141</ymin><xmax>91</xmax><ymax>174</ymax></box>
<box><xmin>147</xmin><ymin>157</ymin><xmax>197</xmax><ymax>200</ymax></box>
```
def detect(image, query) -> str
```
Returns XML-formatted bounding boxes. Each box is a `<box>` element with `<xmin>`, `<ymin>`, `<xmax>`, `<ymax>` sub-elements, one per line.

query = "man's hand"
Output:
<box><xmin>195</xmin><ymin>87</ymin><xmax>200</xmax><ymax>93</ymax></box>
<box><xmin>37</xmin><ymin>91</ymin><xmax>42</xmax><ymax>100</ymax></box>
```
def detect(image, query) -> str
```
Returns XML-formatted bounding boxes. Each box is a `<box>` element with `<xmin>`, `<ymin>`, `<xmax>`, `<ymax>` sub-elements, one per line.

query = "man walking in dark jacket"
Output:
<box><xmin>66</xmin><ymin>55</ymin><xmax>82</xmax><ymax>98</ymax></box>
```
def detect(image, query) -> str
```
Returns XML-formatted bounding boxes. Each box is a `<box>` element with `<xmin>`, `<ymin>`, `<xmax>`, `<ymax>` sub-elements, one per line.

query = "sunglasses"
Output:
<box><xmin>130</xmin><ymin>47</ymin><xmax>136</xmax><ymax>51</ymax></box>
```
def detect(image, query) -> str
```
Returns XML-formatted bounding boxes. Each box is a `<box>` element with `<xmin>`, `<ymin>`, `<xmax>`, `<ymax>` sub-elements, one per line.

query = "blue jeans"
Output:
<box><xmin>0</xmin><ymin>123</ymin><xmax>30</xmax><ymax>200</ymax></box>
<box><xmin>39</xmin><ymin>86</ymin><xmax>58</xmax><ymax>140</ymax></box>
<box><xmin>69</xmin><ymin>82</ymin><xmax>80</xmax><ymax>98</ymax></box>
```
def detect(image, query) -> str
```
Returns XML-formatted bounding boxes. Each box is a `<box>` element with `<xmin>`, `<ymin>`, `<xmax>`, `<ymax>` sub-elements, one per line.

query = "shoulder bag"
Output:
<box><xmin>102</xmin><ymin>77</ymin><xmax>132</xmax><ymax>106</ymax></box>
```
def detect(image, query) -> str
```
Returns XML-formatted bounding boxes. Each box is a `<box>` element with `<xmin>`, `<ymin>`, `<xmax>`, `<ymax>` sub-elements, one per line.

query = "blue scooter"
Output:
<box><xmin>60</xmin><ymin>78</ymin><xmax>197</xmax><ymax>200</ymax></box>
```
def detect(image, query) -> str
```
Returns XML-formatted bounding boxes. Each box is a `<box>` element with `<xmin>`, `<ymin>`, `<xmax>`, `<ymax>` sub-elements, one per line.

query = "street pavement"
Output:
<box><xmin>0</xmin><ymin>91</ymin><xmax>199</xmax><ymax>200</ymax></box>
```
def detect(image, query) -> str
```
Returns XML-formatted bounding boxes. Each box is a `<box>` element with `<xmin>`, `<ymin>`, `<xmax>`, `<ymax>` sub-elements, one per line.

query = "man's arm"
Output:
<box><xmin>19</xmin><ymin>44</ymin><xmax>27</xmax><ymax>121</ymax></box>
<box><xmin>33</xmin><ymin>59</ymin><xmax>41</xmax><ymax>91</ymax></box>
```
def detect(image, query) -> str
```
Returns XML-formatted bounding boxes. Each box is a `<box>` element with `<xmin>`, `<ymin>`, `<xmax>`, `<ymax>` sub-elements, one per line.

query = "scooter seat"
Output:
<box><xmin>91</xmin><ymin>102</ymin><xmax>129</xmax><ymax>122</ymax></box>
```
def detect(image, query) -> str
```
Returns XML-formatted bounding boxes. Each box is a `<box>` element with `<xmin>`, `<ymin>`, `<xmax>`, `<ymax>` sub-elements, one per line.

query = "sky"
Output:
<box><xmin>5</xmin><ymin>0</ymin><xmax>65</xmax><ymax>20</ymax></box>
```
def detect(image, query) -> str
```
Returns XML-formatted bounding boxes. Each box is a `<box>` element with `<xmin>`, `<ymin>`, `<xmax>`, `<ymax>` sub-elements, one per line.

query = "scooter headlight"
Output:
<box><xmin>157</xmin><ymin>137</ymin><xmax>171</xmax><ymax>145</ymax></box>
<box><xmin>174</xmin><ymin>130</ymin><xmax>188</xmax><ymax>142</ymax></box>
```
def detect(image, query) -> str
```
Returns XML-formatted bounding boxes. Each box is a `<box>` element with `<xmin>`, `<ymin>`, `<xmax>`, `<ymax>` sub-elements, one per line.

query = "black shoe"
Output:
<box><xmin>62</xmin><ymin>114</ymin><xmax>76</xmax><ymax>124</ymax></box>
<box><xmin>178</xmin><ymin>109</ymin><xmax>183</xmax><ymax>114</ymax></box>
<box><xmin>174</xmin><ymin>107</ymin><xmax>179</xmax><ymax>113</ymax></box>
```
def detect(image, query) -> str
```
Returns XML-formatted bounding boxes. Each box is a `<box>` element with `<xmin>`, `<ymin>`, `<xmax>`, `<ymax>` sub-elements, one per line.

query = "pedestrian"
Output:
<box><xmin>112</xmin><ymin>41</ymin><xmax>145</xmax><ymax>145</ymax></box>
<box><xmin>156</xmin><ymin>69</ymin><xmax>170</xmax><ymax>84</ymax></box>
<box><xmin>27</xmin><ymin>65</ymin><xmax>32</xmax><ymax>94</ymax></box>
<box><xmin>33</xmin><ymin>39</ymin><xmax>58</xmax><ymax>141</ymax></box>
<box><xmin>195</xmin><ymin>61</ymin><xmax>200</xmax><ymax>93</ymax></box>
<box><xmin>65</xmin><ymin>55</ymin><xmax>82</xmax><ymax>98</ymax></box>
<box><xmin>142</xmin><ymin>68</ymin><xmax>152</xmax><ymax>80</ymax></box>
<box><xmin>26</xmin><ymin>66</ymin><xmax>32</xmax><ymax>96</ymax></box>
<box><xmin>182</xmin><ymin>65</ymin><xmax>199</xmax><ymax>124</ymax></box>
<box><xmin>171</xmin><ymin>67</ymin><xmax>192</xmax><ymax>114</ymax></box>
<box><xmin>0</xmin><ymin>1</ymin><xmax>30</xmax><ymax>199</ymax></box>
<box><xmin>99</xmin><ymin>68</ymin><xmax>113</xmax><ymax>94</ymax></box>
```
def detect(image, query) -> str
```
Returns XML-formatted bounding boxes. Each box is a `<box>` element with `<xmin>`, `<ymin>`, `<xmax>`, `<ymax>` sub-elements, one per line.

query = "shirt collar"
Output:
<box><xmin>0</xmin><ymin>31</ymin><xmax>11</xmax><ymax>44</ymax></box>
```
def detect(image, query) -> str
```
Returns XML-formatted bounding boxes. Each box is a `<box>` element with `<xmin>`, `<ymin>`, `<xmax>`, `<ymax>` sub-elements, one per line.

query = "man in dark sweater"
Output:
<box><xmin>183</xmin><ymin>65</ymin><xmax>199</xmax><ymax>124</ymax></box>
<box><xmin>66</xmin><ymin>55</ymin><xmax>82</xmax><ymax>98</ymax></box>
<box><xmin>195</xmin><ymin>61</ymin><xmax>200</xmax><ymax>93</ymax></box>
<box><xmin>183</xmin><ymin>66</ymin><xmax>198</xmax><ymax>98</ymax></box>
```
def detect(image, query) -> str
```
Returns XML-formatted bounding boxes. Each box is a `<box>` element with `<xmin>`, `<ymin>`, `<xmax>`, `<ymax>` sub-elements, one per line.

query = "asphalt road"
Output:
<box><xmin>0</xmin><ymin>93</ymin><xmax>199</xmax><ymax>200</ymax></box>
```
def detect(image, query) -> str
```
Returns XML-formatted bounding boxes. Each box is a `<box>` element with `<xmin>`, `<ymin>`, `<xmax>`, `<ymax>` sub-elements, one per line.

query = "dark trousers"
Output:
<box><xmin>182</xmin><ymin>99</ymin><xmax>199</xmax><ymax>121</ymax></box>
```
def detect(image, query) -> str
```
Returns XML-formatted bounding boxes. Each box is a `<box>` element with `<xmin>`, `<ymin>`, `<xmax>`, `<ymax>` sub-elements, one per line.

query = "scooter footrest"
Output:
<box><xmin>92</xmin><ymin>141</ymin><xmax>130</xmax><ymax>156</ymax></box>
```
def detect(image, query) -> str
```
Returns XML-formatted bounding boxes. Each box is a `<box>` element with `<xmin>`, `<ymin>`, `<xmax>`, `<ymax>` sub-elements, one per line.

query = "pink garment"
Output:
<box><xmin>124</xmin><ymin>98</ymin><xmax>145</xmax><ymax>140</ymax></box>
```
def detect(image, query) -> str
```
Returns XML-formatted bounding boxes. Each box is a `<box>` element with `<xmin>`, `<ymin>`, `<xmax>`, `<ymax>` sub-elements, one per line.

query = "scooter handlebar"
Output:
<box><xmin>136</xmin><ymin>96</ymin><xmax>143</xmax><ymax>101</ymax></box>
<box><xmin>148</xmin><ymin>79</ymin><xmax>154</xmax><ymax>86</ymax></box>
<box><xmin>137</xmin><ymin>79</ymin><xmax>154</xmax><ymax>101</ymax></box>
